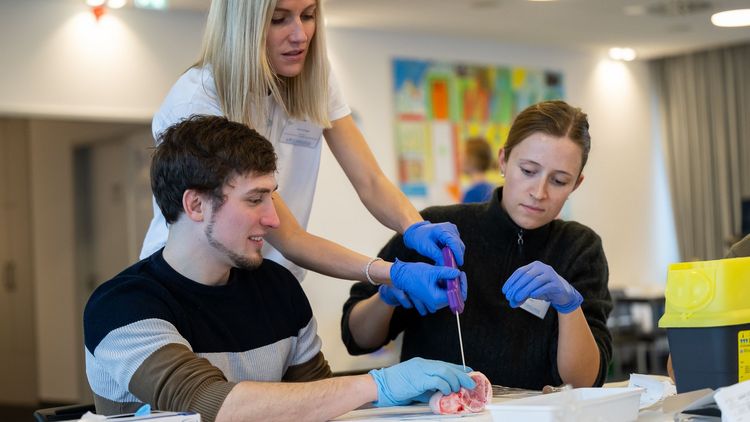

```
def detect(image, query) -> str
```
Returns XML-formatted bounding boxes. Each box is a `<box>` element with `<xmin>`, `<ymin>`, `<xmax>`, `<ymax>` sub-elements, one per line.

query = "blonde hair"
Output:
<box><xmin>196</xmin><ymin>0</ymin><xmax>330</xmax><ymax>129</ymax></box>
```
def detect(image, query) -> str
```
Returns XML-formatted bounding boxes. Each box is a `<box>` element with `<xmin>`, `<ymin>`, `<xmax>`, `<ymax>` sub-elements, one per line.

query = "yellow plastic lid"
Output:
<box><xmin>659</xmin><ymin>257</ymin><xmax>750</xmax><ymax>328</ymax></box>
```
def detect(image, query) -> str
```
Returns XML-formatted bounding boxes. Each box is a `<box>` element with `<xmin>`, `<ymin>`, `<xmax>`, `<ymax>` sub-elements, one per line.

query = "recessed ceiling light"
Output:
<box><xmin>134</xmin><ymin>0</ymin><xmax>168</xmax><ymax>10</ymax></box>
<box><xmin>711</xmin><ymin>9</ymin><xmax>750</xmax><ymax>27</ymax></box>
<box><xmin>86</xmin><ymin>0</ymin><xmax>106</xmax><ymax>6</ymax></box>
<box><xmin>107</xmin><ymin>0</ymin><xmax>127</xmax><ymax>8</ymax></box>
<box><xmin>609</xmin><ymin>47</ymin><xmax>637</xmax><ymax>61</ymax></box>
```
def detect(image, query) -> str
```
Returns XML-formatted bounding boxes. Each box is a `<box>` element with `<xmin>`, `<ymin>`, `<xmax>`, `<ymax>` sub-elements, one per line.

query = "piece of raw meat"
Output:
<box><xmin>429</xmin><ymin>371</ymin><xmax>492</xmax><ymax>415</ymax></box>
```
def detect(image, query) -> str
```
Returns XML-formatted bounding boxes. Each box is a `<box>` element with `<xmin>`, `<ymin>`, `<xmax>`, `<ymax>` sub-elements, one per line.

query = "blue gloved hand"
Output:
<box><xmin>390</xmin><ymin>260</ymin><xmax>468</xmax><ymax>315</ymax></box>
<box><xmin>378</xmin><ymin>284</ymin><xmax>431</xmax><ymax>315</ymax></box>
<box><xmin>501</xmin><ymin>260</ymin><xmax>583</xmax><ymax>314</ymax></box>
<box><xmin>369</xmin><ymin>357</ymin><xmax>475</xmax><ymax>407</ymax></box>
<box><xmin>403</xmin><ymin>221</ymin><xmax>466</xmax><ymax>266</ymax></box>
<box><xmin>410</xmin><ymin>390</ymin><xmax>435</xmax><ymax>404</ymax></box>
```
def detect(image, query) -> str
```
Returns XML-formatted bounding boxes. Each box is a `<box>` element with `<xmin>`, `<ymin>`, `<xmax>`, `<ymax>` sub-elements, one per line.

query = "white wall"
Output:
<box><xmin>0</xmin><ymin>0</ymin><xmax>679</xmax><ymax>401</ymax></box>
<box><xmin>0</xmin><ymin>0</ymin><xmax>206</xmax><ymax>121</ymax></box>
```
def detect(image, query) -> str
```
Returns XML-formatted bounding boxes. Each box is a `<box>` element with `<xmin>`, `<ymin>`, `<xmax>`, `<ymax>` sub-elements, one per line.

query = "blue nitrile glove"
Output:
<box><xmin>390</xmin><ymin>260</ymin><xmax>468</xmax><ymax>315</ymax></box>
<box><xmin>369</xmin><ymin>357</ymin><xmax>476</xmax><ymax>407</ymax></box>
<box><xmin>501</xmin><ymin>260</ymin><xmax>583</xmax><ymax>314</ymax></box>
<box><xmin>378</xmin><ymin>284</ymin><xmax>430</xmax><ymax>315</ymax></box>
<box><xmin>403</xmin><ymin>221</ymin><xmax>466</xmax><ymax>266</ymax></box>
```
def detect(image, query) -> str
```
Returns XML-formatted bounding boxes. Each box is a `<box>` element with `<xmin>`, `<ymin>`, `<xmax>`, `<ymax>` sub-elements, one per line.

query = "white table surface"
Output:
<box><xmin>332</xmin><ymin>385</ymin><xmax>710</xmax><ymax>421</ymax></box>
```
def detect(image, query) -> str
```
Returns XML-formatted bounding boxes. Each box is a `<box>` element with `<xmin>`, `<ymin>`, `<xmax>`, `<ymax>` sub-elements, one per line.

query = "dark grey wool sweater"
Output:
<box><xmin>341</xmin><ymin>187</ymin><xmax>613</xmax><ymax>389</ymax></box>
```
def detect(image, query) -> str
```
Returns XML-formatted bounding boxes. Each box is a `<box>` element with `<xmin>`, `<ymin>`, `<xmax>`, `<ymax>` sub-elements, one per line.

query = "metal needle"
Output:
<box><xmin>456</xmin><ymin>312</ymin><xmax>467</xmax><ymax>372</ymax></box>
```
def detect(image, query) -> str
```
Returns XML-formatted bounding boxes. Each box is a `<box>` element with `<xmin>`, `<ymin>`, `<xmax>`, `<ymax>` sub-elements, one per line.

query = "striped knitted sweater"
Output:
<box><xmin>84</xmin><ymin>250</ymin><xmax>330</xmax><ymax>422</ymax></box>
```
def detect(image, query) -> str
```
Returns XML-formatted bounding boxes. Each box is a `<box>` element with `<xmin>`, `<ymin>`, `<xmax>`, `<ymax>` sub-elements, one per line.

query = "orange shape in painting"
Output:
<box><xmin>431</xmin><ymin>80</ymin><xmax>449</xmax><ymax>120</ymax></box>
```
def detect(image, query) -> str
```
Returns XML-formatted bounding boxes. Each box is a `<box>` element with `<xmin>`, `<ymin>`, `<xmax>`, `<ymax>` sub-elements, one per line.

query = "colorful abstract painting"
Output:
<box><xmin>393</xmin><ymin>58</ymin><xmax>564</xmax><ymax>201</ymax></box>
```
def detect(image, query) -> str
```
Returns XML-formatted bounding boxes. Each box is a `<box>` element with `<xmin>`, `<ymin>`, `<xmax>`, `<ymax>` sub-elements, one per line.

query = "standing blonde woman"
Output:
<box><xmin>140</xmin><ymin>0</ymin><xmax>467</xmax><ymax>310</ymax></box>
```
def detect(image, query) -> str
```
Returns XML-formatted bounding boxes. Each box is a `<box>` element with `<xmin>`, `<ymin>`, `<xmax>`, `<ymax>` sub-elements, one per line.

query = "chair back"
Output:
<box><xmin>32</xmin><ymin>403</ymin><xmax>96</xmax><ymax>422</ymax></box>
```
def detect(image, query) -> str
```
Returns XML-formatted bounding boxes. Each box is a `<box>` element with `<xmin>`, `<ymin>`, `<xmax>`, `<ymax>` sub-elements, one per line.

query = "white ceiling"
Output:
<box><xmin>132</xmin><ymin>0</ymin><xmax>750</xmax><ymax>59</ymax></box>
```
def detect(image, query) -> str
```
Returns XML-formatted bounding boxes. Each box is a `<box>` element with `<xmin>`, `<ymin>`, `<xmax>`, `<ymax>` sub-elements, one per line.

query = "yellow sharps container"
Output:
<box><xmin>658</xmin><ymin>256</ymin><xmax>750</xmax><ymax>392</ymax></box>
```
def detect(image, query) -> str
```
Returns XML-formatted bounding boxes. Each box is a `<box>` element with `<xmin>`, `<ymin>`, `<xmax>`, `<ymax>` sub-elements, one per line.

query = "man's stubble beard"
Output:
<box><xmin>205</xmin><ymin>214</ymin><xmax>262</xmax><ymax>271</ymax></box>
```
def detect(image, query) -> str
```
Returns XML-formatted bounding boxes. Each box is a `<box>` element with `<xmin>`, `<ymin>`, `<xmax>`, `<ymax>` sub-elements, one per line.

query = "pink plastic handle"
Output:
<box><xmin>441</xmin><ymin>246</ymin><xmax>464</xmax><ymax>314</ymax></box>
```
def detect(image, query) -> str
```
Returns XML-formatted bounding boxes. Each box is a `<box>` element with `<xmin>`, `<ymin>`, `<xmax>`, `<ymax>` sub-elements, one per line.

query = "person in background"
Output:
<box><xmin>666</xmin><ymin>232</ymin><xmax>750</xmax><ymax>381</ymax></box>
<box><xmin>461</xmin><ymin>137</ymin><xmax>496</xmax><ymax>203</ymax></box>
<box><xmin>84</xmin><ymin>116</ymin><xmax>475</xmax><ymax>422</ymax></box>
<box><xmin>341</xmin><ymin>100</ymin><xmax>613</xmax><ymax>389</ymax></box>
<box><xmin>140</xmin><ymin>0</ymin><xmax>466</xmax><ymax>296</ymax></box>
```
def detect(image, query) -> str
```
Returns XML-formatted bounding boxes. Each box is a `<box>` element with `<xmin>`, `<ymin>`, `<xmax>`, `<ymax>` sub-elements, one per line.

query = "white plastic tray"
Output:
<box><xmin>486</xmin><ymin>387</ymin><xmax>642</xmax><ymax>422</ymax></box>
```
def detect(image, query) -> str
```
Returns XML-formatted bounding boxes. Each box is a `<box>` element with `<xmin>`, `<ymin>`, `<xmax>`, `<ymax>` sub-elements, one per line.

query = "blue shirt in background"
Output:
<box><xmin>462</xmin><ymin>182</ymin><xmax>495</xmax><ymax>203</ymax></box>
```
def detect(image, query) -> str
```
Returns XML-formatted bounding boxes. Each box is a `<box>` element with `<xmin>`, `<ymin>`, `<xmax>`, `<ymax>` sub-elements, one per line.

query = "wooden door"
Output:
<box><xmin>0</xmin><ymin>119</ymin><xmax>37</xmax><ymax>404</ymax></box>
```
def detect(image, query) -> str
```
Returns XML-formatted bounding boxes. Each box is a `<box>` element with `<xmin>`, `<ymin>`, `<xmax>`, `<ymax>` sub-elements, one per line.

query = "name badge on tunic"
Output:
<box><xmin>280</xmin><ymin>119</ymin><xmax>323</xmax><ymax>148</ymax></box>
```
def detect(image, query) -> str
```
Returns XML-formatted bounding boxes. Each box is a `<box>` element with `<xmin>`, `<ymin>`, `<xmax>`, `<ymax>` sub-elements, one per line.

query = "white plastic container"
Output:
<box><xmin>486</xmin><ymin>387</ymin><xmax>642</xmax><ymax>422</ymax></box>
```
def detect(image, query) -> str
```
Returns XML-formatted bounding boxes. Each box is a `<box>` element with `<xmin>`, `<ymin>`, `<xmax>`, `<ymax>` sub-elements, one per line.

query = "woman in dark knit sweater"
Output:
<box><xmin>341</xmin><ymin>100</ymin><xmax>613</xmax><ymax>389</ymax></box>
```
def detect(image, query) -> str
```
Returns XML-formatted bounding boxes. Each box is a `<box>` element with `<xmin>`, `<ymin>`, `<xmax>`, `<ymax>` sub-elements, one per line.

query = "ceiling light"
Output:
<box><xmin>134</xmin><ymin>0</ymin><xmax>168</xmax><ymax>10</ymax></box>
<box><xmin>711</xmin><ymin>9</ymin><xmax>750</xmax><ymax>27</ymax></box>
<box><xmin>85</xmin><ymin>0</ymin><xmax>106</xmax><ymax>21</ymax></box>
<box><xmin>609</xmin><ymin>47</ymin><xmax>637</xmax><ymax>61</ymax></box>
<box><xmin>107</xmin><ymin>0</ymin><xmax>127</xmax><ymax>8</ymax></box>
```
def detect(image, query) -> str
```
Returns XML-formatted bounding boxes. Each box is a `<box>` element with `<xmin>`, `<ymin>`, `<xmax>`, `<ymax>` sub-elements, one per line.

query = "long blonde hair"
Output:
<box><xmin>196</xmin><ymin>0</ymin><xmax>330</xmax><ymax>129</ymax></box>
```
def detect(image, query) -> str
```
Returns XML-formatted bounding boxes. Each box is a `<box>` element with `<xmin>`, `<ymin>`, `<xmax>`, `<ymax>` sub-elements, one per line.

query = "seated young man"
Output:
<box><xmin>84</xmin><ymin>115</ymin><xmax>474</xmax><ymax>422</ymax></box>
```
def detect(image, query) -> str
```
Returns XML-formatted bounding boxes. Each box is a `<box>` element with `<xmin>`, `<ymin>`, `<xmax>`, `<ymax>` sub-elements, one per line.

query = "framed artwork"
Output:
<box><xmin>393</xmin><ymin>58</ymin><xmax>564</xmax><ymax>202</ymax></box>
